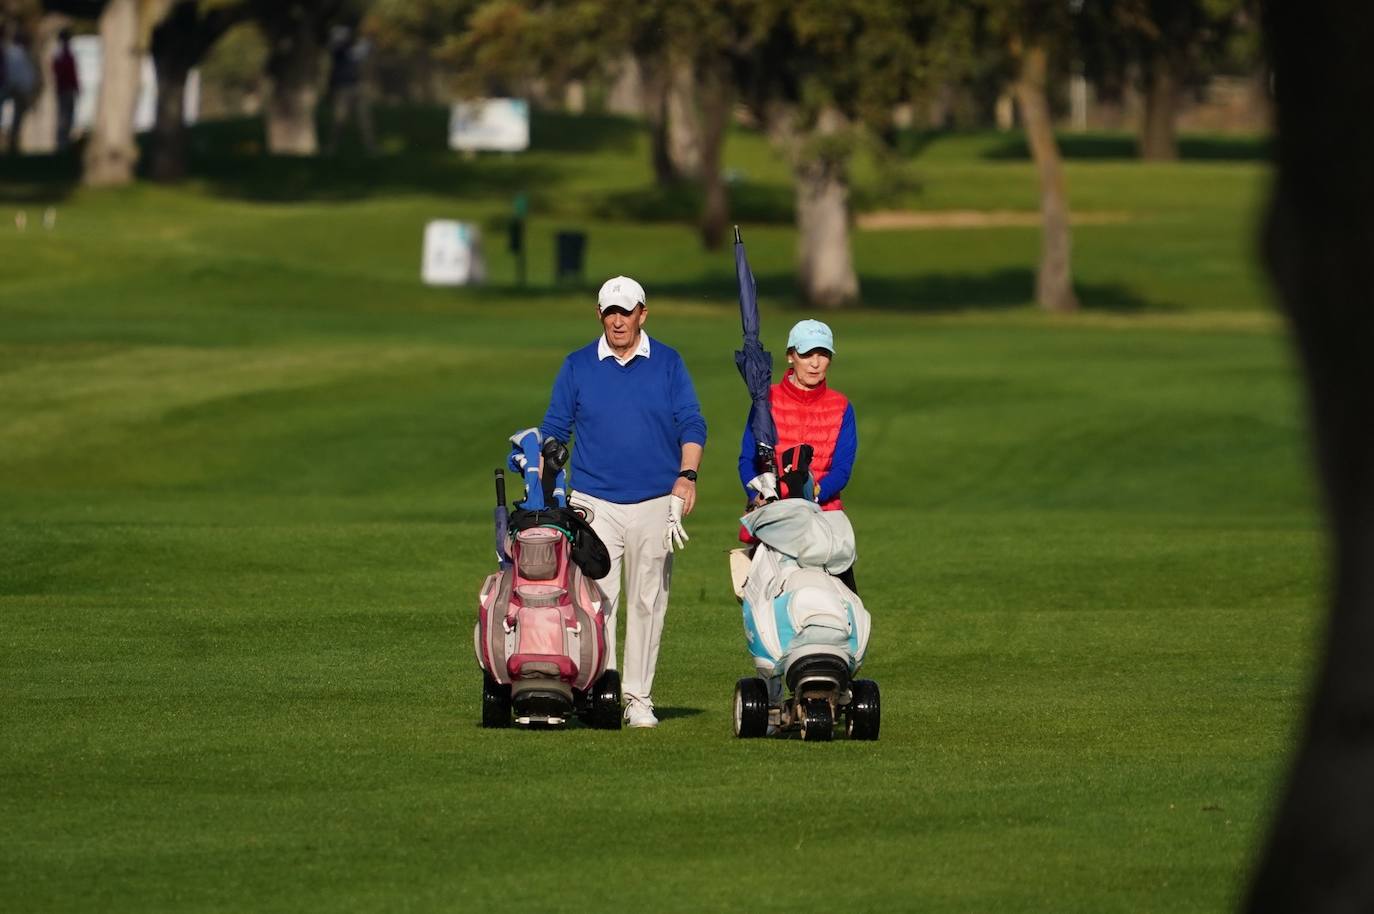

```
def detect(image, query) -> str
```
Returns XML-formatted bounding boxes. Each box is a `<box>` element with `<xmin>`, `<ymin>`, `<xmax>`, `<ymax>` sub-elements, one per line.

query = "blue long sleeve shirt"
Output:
<box><xmin>541</xmin><ymin>336</ymin><xmax>707</xmax><ymax>504</ymax></box>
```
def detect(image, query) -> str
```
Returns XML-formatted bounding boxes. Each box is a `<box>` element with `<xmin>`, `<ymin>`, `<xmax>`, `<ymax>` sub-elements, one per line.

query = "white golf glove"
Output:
<box><xmin>664</xmin><ymin>494</ymin><xmax>690</xmax><ymax>552</ymax></box>
<box><xmin>747</xmin><ymin>472</ymin><xmax>778</xmax><ymax>502</ymax></box>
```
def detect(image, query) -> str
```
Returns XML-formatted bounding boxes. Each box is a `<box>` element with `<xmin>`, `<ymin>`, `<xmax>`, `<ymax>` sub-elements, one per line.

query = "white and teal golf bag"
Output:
<box><xmin>739</xmin><ymin>500</ymin><xmax>871</xmax><ymax>703</ymax></box>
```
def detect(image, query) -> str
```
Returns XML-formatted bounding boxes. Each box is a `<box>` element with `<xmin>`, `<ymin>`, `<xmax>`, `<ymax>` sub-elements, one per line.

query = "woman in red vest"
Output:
<box><xmin>738</xmin><ymin>319</ymin><xmax>857</xmax><ymax>513</ymax></box>
<box><xmin>737</xmin><ymin>320</ymin><xmax>857</xmax><ymax>586</ymax></box>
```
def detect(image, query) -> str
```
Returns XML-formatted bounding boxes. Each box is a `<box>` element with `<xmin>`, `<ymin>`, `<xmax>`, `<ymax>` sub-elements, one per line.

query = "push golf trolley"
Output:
<box><xmin>733</xmin><ymin>659</ymin><xmax>880</xmax><ymax>742</ymax></box>
<box><xmin>474</xmin><ymin>429</ymin><xmax>621</xmax><ymax>729</ymax></box>
<box><xmin>730</xmin><ymin>496</ymin><xmax>880</xmax><ymax>742</ymax></box>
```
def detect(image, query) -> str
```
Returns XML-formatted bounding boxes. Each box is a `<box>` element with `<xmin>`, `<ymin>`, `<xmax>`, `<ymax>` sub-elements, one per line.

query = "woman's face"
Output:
<box><xmin>789</xmin><ymin>348</ymin><xmax>832</xmax><ymax>389</ymax></box>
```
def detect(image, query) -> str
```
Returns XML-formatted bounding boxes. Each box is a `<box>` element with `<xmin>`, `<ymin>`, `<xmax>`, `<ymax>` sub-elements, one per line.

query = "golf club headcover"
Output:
<box><xmin>777</xmin><ymin>444</ymin><xmax>815</xmax><ymax>501</ymax></box>
<box><xmin>507</xmin><ymin>428</ymin><xmax>545</xmax><ymax>509</ymax></box>
<box><xmin>541</xmin><ymin>436</ymin><xmax>569</xmax><ymax>472</ymax></box>
<box><xmin>540</xmin><ymin>437</ymin><xmax>568</xmax><ymax>506</ymax></box>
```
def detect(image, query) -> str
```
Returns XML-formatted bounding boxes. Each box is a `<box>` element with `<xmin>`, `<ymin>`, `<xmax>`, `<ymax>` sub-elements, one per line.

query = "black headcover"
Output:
<box><xmin>777</xmin><ymin>444</ymin><xmax>815</xmax><ymax>501</ymax></box>
<box><xmin>540</xmin><ymin>437</ymin><xmax>570</xmax><ymax>505</ymax></box>
<box><xmin>508</xmin><ymin>505</ymin><xmax>611</xmax><ymax>580</ymax></box>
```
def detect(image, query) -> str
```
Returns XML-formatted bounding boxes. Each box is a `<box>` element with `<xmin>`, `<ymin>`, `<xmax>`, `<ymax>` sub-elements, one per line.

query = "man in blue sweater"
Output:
<box><xmin>541</xmin><ymin>276</ymin><xmax>707</xmax><ymax>728</ymax></box>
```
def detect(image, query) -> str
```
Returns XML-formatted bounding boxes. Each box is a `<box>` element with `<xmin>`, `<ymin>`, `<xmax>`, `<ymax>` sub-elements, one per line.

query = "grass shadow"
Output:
<box><xmin>0</xmin><ymin>150</ymin><xmax>82</xmax><ymax>203</ymax></box>
<box><xmin>654</xmin><ymin>706</ymin><xmax>706</xmax><ymax>721</ymax></box>
<box><xmin>857</xmin><ymin>269</ymin><xmax>1175</xmax><ymax>313</ymax></box>
<box><xmin>591</xmin><ymin>180</ymin><xmax>793</xmax><ymax>225</ymax></box>
<box><xmin>188</xmin><ymin>148</ymin><xmax>568</xmax><ymax>204</ymax></box>
<box><xmin>138</xmin><ymin>106</ymin><xmax>641</xmax><ymax>204</ymax></box>
<box><xmin>980</xmin><ymin>131</ymin><xmax>1272</xmax><ymax>162</ymax></box>
<box><xmin>474</xmin><ymin>268</ymin><xmax>1176</xmax><ymax>315</ymax></box>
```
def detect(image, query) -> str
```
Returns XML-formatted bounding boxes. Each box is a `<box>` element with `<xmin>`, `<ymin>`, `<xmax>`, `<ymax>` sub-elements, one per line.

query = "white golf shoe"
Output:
<box><xmin>624</xmin><ymin>701</ymin><xmax>659</xmax><ymax>729</ymax></box>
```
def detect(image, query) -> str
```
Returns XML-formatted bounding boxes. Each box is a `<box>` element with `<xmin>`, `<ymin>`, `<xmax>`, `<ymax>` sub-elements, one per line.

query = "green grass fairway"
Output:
<box><xmin>0</xmin><ymin>114</ymin><xmax>1318</xmax><ymax>913</ymax></box>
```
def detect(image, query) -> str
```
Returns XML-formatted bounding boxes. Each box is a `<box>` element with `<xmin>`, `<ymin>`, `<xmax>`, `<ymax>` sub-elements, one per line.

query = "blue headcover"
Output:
<box><xmin>507</xmin><ymin>428</ymin><xmax>566</xmax><ymax>510</ymax></box>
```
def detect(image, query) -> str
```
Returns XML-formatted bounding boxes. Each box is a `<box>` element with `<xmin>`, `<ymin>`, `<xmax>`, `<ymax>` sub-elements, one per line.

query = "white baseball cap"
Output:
<box><xmin>597</xmin><ymin>276</ymin><xmax>646</xmax><ymax>312</ymax></box>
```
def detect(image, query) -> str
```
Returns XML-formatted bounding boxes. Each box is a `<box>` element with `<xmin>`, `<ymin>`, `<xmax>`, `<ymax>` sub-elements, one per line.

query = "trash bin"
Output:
<box><xmin>555</xmin><ymin>231</ymin><xmax>586</xmax><ymax>283</ymax></box>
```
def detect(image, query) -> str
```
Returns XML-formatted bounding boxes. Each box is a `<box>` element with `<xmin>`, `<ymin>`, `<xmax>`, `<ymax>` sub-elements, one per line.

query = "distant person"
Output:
<box><xmin>737</xmin><ymin>319</ymin><xmax>859</xmax><ymax>591</ymax></box>
<box><xmin>325</xmin><ymin>25</ymin><xmax>375</xmax><ymax>154</ymax></box>
<box><xmin>3</xmin><ymin>30</ymin><xmax>37</xmax><ymax>155</ymax></box>
<box><xmin>51</xmin><ymin>28</ymin><xmax>78</xmax><ymax>150</ymax></box>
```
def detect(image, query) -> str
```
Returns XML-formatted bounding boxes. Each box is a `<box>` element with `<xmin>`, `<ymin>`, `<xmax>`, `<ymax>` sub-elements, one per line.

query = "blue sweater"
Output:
<box><xmin>541</xmin><ymin>336</ymin><xmax>707</xmax><ymax>504</ymax></box>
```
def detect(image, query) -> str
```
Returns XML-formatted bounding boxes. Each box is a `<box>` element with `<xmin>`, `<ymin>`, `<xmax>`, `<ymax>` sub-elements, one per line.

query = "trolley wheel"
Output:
<box><xmin>799</xmin><ymin>697</ymin><xmax>834</xmax><ymax>742</ymax></box>
<box><xmin>846</xmin><ymin>679</ymin><xmax>881</xmax><ymax>740</ymax></box>
<box><xmin>481</xmin><ymin>672</ymin><xmax>512</xmax><ymax>728</ymax></box>
<box><xmin>589</xmin><ymin>669</ymin><xmax>623</xmax><ymax>730</ymax></box>
<box><xmin>733</xmin><ymin>677</ymin><xmax>769</xmax><ymax>738</ymax></box>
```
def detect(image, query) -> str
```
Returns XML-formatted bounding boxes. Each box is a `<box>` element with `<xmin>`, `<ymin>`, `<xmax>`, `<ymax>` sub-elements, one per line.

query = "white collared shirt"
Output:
<box><xmin>597</xmin><ymin>332</ymin><xmax>651</xmax><ymax>367</ymax></box>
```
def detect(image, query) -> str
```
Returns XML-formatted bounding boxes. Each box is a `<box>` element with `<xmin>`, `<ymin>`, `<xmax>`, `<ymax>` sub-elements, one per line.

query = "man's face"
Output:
<box><xmin>600</xmin><ymin>304</ymin><xmax>647</xmax><ymax>350</ymax></box>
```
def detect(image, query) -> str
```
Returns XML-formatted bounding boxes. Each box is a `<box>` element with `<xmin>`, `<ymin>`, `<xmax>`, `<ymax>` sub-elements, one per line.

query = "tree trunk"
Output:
<box><xmin>696</xmin><ymin>64</ymin><xmax>730</xmax><ymax>251</ymax></box>
<box><xmin>665</xmin><ymin>54</ymin><xmax>701</xmax><ymax>179</ymax></box>
<box><xmin>83</xmin><ymin>0</ymin><xmax>142</xmax><ymax>186</ymax></box>
<box><xmin>637</xmin><ymin>51</ymin><xmax>677</xmax><ymax>186</ymax></box>
<box><xmin>1140</xmin><ymin>50</ymin><xmax>1180</xmax><ymax>161</ymax></box>
<box><xmin>1244</xmin><ymin>2</ymin><xmax>1374</xmax><ymax>911</ymax></box>
<box><xmin>149</xmin><ymin>3</ymin><xmax>245</xmax><ymax>181</ymax></box>
<box><xmin>1015</xmin><ymin>40</ymin><xmax>1079</xmax><ymax>313</ymax></box>
<box><xmin>150</xmin><ymin>54</ymin><xmax>190</xmax><ymax>181</ymax></box>
<box><xmin>784</xmin><ymin>107</ymin><xmax>858</xmax><ymax>309</ymax></box>
<box><xmin>604</xmin><ymin>53</ymin><xmax>644</xmax><ymax>117</ymax></box>
<box><xmin>264</xmin><ymin>18</ymin><xmax>320</xmax><ymax>156</ymax></box>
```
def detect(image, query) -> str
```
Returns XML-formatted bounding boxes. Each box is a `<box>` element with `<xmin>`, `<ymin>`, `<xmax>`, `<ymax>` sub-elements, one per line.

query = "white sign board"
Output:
<box><xmin>448</xmin><ymin>99</ymin><xmax>529</xmax><ymax>152</ymax></box>
<box><xmin>422</xmin><ymin>221</ymin><xmax>485</xmax><ymax>286</ymax></box>
<box><xmin>71</xmin><ymin>36</ymin><xmax>199</xmax><ymax>134</ymax></box>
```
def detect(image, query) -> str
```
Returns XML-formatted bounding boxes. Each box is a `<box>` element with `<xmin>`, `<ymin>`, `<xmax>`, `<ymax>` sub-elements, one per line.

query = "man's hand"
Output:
<box><xmin>671</xmin><ymin>475</ymin><xmax>696</xmax><ymax>515</ymax></box>
<box><xmin>664</xmin><ymin>494</ymin><xmax>690</xmax><ymax>552</ymax></box>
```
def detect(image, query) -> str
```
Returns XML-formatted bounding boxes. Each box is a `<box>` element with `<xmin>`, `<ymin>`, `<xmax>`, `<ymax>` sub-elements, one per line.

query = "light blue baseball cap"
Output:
<box><xmin>786</xmin><ymin>319</ymin><xmax>835</xmax><ymax>355</ymax></box>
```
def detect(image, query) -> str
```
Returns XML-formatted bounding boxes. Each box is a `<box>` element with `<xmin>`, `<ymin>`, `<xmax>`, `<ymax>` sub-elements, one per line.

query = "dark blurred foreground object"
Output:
<box><xmin>1246</xmin><ymin>3</ymin><xmax>1374</xmax><ymax>911</ymax></box>
<box><xmin>555</xmin><ymin>231</ymin><xmax>586</xmax><ymax>283</ymax></box>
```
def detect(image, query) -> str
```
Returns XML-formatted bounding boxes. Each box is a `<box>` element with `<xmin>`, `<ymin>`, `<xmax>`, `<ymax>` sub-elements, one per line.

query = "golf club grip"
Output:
<box><xmin>494</xmin><ymin>469</ymin><xmax>506</xmax><ymax>507</ymax></box>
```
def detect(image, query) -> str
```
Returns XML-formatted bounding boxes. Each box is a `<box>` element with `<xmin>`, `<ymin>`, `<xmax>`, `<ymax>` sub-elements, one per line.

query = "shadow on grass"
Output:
<box><xmin>177</xmin><ymin>106</ymin><xmax>639</xmax><ymax>203</ymax></box>
<box><xmin>0</xmin><ymin>151</ymin><xmax>81</xmax><ymax>203</ymax></box>
<box><xmin>187</xmin><ymin>149</ymin><xmax>568</xmax><ymax>204</ymax></box>
<box><xmin>469</xmin><ymin>268</ymin><xmax>1174</xmax><ymax>314</ymax></box>
<box><xmin>0</xmin><ymin>106</ymin><xmax>645</xmax><ymax>205</ymax></box>
<box><xmin>654</xmin><ymin>706</ymin><xmax>705</xmax><ymax>721</ymax></box>
<box><xmin>593</xmin><ymin>180</ymin><xmax>794</xmax><ymax>225</ymax></box>
<box><xmin>980</xmin><ymin>132</ymin><xmax>1272</xmax><ymax>162</ymax></box>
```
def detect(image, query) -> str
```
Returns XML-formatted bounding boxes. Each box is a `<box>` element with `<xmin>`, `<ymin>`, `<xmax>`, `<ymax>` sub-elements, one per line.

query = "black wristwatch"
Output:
<box><xmin>677</xmin><ymin>469</ymin><xmax>698</xmax><ymax>482</ymax></box>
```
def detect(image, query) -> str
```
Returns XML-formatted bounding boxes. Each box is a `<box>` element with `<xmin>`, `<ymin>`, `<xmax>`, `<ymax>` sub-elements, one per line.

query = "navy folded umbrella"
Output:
<box><xmin>733</xmin><ymin>226</ymin><xmax>777</xmax><ymax>473</ymax></box>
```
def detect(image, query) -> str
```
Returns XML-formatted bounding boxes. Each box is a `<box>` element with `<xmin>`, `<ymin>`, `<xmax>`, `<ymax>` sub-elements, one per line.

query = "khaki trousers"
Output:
<box><xmin>573</xmin><ymin>492</ymin><xmax>673</xmax><ymax>709</ymax></box>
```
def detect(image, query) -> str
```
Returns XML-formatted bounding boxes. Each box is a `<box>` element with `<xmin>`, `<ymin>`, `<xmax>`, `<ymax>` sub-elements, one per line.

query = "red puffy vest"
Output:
<box><xmin>770</xmin><ymin>370</ymin><xmax>849</xmax><ymax>511</ymax></box>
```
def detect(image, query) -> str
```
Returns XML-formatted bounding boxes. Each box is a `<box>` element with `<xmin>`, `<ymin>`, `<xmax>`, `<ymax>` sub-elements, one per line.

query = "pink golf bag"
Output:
<box><xmin>474</xmin><ymin>520</ymin><xmax>621</xmax><ymax>729</ymax></box>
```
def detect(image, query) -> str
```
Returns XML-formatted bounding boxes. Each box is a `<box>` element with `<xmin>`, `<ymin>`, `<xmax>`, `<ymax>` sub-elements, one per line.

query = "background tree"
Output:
<box><xmin>996</xmin><ymin>0</ymin><xmax>1080</xmax><ymax>312</ymax></box>
<box><xmin>41</xmin><ymin>0</ymin><xmax>176</xmax><ymax>185</ymax></box>
<box><xmin>365</xmin><ymin>0</ymin><xmax>475</xmax><ymax>104</ymax></box>
<box><xmin>149</xmin><ymin>0</ymin><xmax>248</xmax><ymax>181</ymax></box>
<box><xmin>733</xmin><ymin>0</ymin><xmax>961</xmax><ymax>307</ymax></box>
<box><xmin>444</xmin><ymin>1</ymin><xmax>740</xmax><ymax>250</ymax></box>
<box><xmin>249</xmin><ymin>0</ymin><xmax>353</xmax><ymax>155</ymax></box>
<box><xmin>1077</xmin><ymin>0</ymin><xmax>1251</xmax><ymax>161</ymax></box>
<box><xmin>612</xmin><ymin>3</ymin><xmax>738</xmax><ymax>248</ymax></box>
